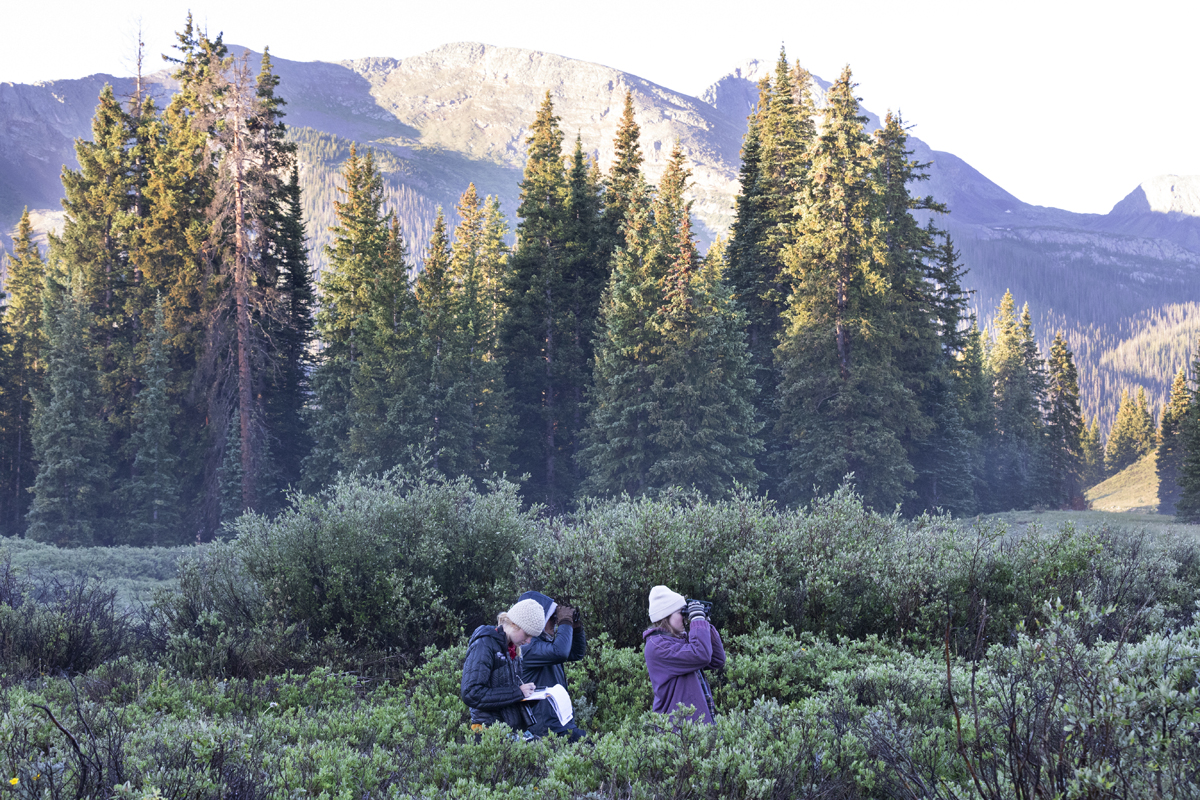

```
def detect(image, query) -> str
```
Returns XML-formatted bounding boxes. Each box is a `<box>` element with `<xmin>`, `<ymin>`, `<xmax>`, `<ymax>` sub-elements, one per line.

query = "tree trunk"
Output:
<box><xmin>232</xmin><ymin>119</ymin><xmax>256</xmax><ymax>512</ymax></box>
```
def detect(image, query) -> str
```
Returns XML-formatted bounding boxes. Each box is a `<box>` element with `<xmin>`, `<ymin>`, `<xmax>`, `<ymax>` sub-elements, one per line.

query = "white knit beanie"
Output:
<box><xmin>506</xmin><ymin>598</ymin><xmax>547</xmax><ymax>637</ymax></box>
<box><xmin>648</xmin><ymin>585</ymin><xmax>686</xmax><ymax>623</ymax></box>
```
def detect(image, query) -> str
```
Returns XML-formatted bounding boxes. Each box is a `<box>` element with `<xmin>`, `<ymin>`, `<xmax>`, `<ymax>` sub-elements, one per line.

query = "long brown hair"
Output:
<box><xmin>650</xmin><ymin>616</ymin><xmax>684</xmax><ymax>638</ymax></box>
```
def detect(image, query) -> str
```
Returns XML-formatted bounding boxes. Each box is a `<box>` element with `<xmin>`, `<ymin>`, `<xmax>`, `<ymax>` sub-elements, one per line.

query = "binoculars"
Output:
<box><xmin>686</xmin><ymin>598</ymin><xmax>713</xmax><ymax>617</ymax></box>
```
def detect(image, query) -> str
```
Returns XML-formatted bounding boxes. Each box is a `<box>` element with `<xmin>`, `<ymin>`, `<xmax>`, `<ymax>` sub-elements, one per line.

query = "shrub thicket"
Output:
<box><xmin>4</xmin><ymin>474</ymin><xmax>1200</xmax><ymax>797</ymax></box>
<box><xmin>149</xmin><ymin>467</ymin><xmax>533</xmax><ymax>677</ymax></box>
<box><xmin>522</xmin><ymin>482</ymin><xmax>1199</xmax><ymax>654</ymax></box>
<box><xmin>0</xmin><ymin>556</ymin><xmax>134</xmax><ymax>677</ymax></box>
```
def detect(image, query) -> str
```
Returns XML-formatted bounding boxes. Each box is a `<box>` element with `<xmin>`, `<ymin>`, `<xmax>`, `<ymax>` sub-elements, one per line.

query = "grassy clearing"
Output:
<box><xmin>1086</xmin><ymin>450</ymin><xmax>1160</xmax><ymax>513</ymax></box>
<box><xmin>0</xmin><ymin>536</ymin><xmax>190</xmax><ymax>607</ymax></box>
<box><xmin>981</xmin><ymin>508</ymin><xmax>1200</xmax><ymax>541</ymax></box>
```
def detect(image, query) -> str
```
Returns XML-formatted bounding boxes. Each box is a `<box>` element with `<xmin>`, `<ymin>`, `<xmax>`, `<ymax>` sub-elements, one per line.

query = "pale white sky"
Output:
<box><xmin>4</xmin><ymin>0</ymin><xmax>1197</xmax><ymax>215</ymax></box>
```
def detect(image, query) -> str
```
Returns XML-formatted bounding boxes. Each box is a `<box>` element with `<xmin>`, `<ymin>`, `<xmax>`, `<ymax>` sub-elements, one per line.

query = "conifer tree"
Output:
<box><xmin>604</xmin><ymin>90</ymin><xmax>644</xmax><ymax>250</ymax></box>
<box><xmin>581</xmin><ymin>145</ymin><xmax>761</xmax><ymax>496</ymax></box>
<box><xmin>411</xmin><ymin>211</ymin><xmax>470</xmax><ymax>473</ymax></box>
<box><xmin>255</xmin><ymin>51</ymin><xmax>312</xmax><ymax>500</ymax></box>
<box><xmin>501</xmin><ymin>93</ymin><xmax>601</xmax><ymax>511</ymax></box>
<box><xmin>196</xmin><ymin>49</ymin><xmax>293</xmax><ymax>514</ymax></box>
<box><xmin>448</xmin><ymin>186</ymin><xmax>516</xmax><ymax>480</ymax></box>
<box><xmin>479</xmin><ymin>197</ymin><xmax>511</xmax><ymax>352</ymax></box>
<box><xmin>218</xmin><ymin>414</ymin><xmax>244</xmax><ymax>527</ymax></box>
<box><xmin>0</xmin><ymin>287</ymin><xmax>15</xmax><ymax>536</ymax></box>
<box><xmin>262</xmin><ymin>162</ymin><xmax>315</xmax><ymax>495</ymax></box>
<box><xmin>983</xmin><ymin>292</ymin><xmax>1047</xmax><ymax>511</ymax></box>
<box><xmin>27</xmin><ymin>274</ymin><xmax>112</xmax><ymax>546</ymax></box>
<box><xmin>726</xmin><ymin>56</ymin><xmax>817</xmax><ymax>489</ymax></box>
<box><xmin>1157</xmin><ymin>366</ymin><xmax>1192</xmax><ymax>515</ymax></box>
<box><xmin>305</xmin><ymin>145</ymin><xmax>395</xmax><ymax>486</ymax></box>
<box><xmin>1080</xmin><ymin>415</ymin><xmax>1105</xmax><ymax>488</ymax></box>
<box><xmin>577</xmin><ymin>180</ymin><xmax>657</xmax><ymax>494</ymax></box>
<box><xmin>775</xmin><ymin>66</ymin><xmax>919</xmax><ymax>509</ymax></box>
<box><xmin>1176</xmin><ymin>347</ymin><xmax>1200</xmax><ymax>523</ymax></box>
<box><xmin>121</xmin><ymin>296</ymin><xmax>182</xmax><ymax>544</ymax></box>
<box><xmin>1045</xmin><ymin>332</ymin><xmax>1085</xmax><ymax>506</ymax></box>
<box><xmin>344</xmin><ymin>211</ymin><xmax>419</xmax><ymax>474</ymax></box>
<box><xmin>2</xmin><ymin>210</ymin><xmax>45</xmax><ymax>533</ymax></box>
<box><xmin>1106</xmin><ymin>386</ymin><xmax>1155</xmax><ymax>474</ymax></box>
<box><xmin>57</xmin><ymin>85</ymin><xmax>143</xmax><ymax>505</ymax></box>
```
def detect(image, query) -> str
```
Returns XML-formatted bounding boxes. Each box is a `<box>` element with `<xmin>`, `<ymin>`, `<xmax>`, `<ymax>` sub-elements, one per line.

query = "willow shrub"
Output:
<box><xmin>153</xmin><ymin>467</ymin><xmax>533</xmax><ymax>677</ymax></box>
<box><xmin>523</xmin><ymin>483</ymin><xmax>1200</xmax><ymax>654</ymax></box>
<box><xmin>0</xmin><ymin>555</ymin><xmax>134</xmax><ymax>677</ymax></box>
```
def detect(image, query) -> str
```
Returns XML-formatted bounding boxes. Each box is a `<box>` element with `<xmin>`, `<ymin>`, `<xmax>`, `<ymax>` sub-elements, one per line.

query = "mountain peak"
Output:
<box><xmin>1112</xmin><ymin>175</ymin><xmax>1200</xmax><ymax>217</ymax></box>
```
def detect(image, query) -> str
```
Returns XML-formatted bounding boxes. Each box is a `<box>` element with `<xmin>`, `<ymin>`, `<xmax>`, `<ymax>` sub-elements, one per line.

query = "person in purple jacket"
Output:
<box><xmin>642</xmin><ymin>585</ymin><xmax>726</xmax><ymax>724</ymax></box>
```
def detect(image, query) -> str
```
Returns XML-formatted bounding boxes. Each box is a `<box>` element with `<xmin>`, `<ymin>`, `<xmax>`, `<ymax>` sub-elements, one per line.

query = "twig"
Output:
<box><xmin>946</xmin><ymin>620</ymin><xmax>987</xmax><ymax>799</ymax></box>
<box><xmin>32</xmin><ymin>703</ymin><xmax>89</xmax><ymax>799</ymax></box>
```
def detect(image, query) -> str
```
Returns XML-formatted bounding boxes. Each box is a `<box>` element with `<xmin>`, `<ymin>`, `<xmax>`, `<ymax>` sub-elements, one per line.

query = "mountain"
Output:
<box><xmin>2</xmin><ymin>42</ymin><xmax>1198</xmax><ymax>431</ymax></box>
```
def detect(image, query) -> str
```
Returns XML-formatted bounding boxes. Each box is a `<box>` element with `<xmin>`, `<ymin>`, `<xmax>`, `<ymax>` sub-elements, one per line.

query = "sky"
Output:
<box><xmin>4</xmin><ymin>0</ymin><xmax>1197</xmax><ymax>215</ymax></box>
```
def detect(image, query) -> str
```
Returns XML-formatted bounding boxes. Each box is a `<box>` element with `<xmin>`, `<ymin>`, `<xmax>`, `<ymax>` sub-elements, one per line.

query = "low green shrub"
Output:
<box><xmin>151</xmin><ymin>467</ymin><xmax>533</xmax><ymax>677</ymax></box>
<box><xmin>0</xmin><ymin>556</ymin><xmax>134</xmax><ymax>677</ymax></box>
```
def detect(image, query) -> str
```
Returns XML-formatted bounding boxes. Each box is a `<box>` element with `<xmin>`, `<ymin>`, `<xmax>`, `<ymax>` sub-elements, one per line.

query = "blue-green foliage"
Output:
<box><xmin>153</xmin><ymin>466</ymin><xmax>533</xmax><ymax>677</ymax></box>
<box><xmin>4</xmin><ymin>474</ymin><xmax>1200</xmax><ymax>797</ymax></box>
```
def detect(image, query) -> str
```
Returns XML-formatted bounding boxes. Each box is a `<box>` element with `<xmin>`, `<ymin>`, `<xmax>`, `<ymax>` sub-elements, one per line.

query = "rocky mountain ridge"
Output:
<box><xmin>2</xmin><ymin>42</ymin><xmax>1198</xmax><ymax>429</ymax></box>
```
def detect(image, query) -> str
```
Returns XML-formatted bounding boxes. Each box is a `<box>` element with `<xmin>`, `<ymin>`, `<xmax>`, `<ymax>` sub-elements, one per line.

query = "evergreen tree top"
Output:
<box><xmin>610</xmin><ymin>90</ymin><xmax>643</xmax><ymax>183</ymax></box>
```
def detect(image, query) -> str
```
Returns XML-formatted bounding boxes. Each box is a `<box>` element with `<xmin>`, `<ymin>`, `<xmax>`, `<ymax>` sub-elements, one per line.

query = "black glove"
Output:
<box><xmin>686</xmin><ymin>600</ymin><xmax>707</xmax><ymax>622</ymax></box>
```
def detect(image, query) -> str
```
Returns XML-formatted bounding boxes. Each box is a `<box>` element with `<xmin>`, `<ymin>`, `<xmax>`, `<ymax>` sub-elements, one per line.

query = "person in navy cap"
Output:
<box><xmin>517</xmin><ymin>590</ymin><xmax>588</xmax><ymax>741</ymax></box>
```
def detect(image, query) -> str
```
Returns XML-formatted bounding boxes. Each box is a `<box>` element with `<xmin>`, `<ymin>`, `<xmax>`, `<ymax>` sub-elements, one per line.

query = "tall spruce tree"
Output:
<box><xmin>344</xmin><ymin>211</ymin><xmax>419</xmax><ymax>475</ymax></box>
<box><xmin>121</xmin><ymin>296</ymin><xmax>182</xmax><ymax>544</ymax></box>
<box><xmin>726</xmin><ymin>55</ymin><xmax>818</xmax><ymax>494</ymax></box>
<box><xmin>194</xmin><ymin>48</ymin><xmax>293</xmax><ymax>515</ymax></box>
<box><xmin>1045</xmin><ymin>332</ymin><xmax>1085</xmax><ymax>506</ymax></box>
<box><xmin>604</xmin><ymin>90</ymin><xmax>644</xmax><ymax>251</ymax></box>
<box><xmin>305</xmin><ymin>145</ymin><xmax>396</xmax><ymax>486</ymax></box>
<box><xmin>2</xmin><ymin>210</ymin><xmax>45</xmax><ymax>534</ymax></box>
<box><xmin>581</xmin><ymin>145</ymin><xmax>762</xmax><ymax>496</ymax></box>
<box><xmin>27</xmin><ymin>273</ymin><xmax>112</xmax><ymax>546</ymax></box>
<box><xmin>1157</xmin><ymin>366</ymin><xmax>1192</xmax><ymax>515</ymax></box>
<box><xmin>1176</xmin><ymin>346</ymin><xmax>1200</xmax><ymax>523</ymax></box>
<box><xmin>410</xmin><ymin>211</ymin><xmax>471</xmax><ymax>475</ymax></box>
<box><xmin>775</xmin><ymin>66</ymin><xmax>920</xmax><ymax>509</ymax></box>
<box><xmin>57</xmin><ymin>85</ymin><xmax>143</xmax><ymax>512</ymax></box>
<box><xmin>448</xmin><ymin>186</ymin><xmax>516</xmax><ymax>481</ymax></box>
<box><xmin>262</xmin><ymin>162</ymin><xmax>315</xmax><ymax>496</ymax></box>
<box><xmin>0</xmin><ymin>283</ymin><xmax>14</xmax><ymax>536</ymax></box>
<box><xmin>1080</xmin><ymin>415</ymin><xmax>1105</xmax><ymax>488</ymax></box>
<box><xmin>1106</xmin><ymin>386</ymin><xmax>1155</xmax><ymax>475</ymax></box>
<box><xmin>255</xmin><ymin>52</ymin><xmax>313</xmax><ymax>501</ymax></box>
<box><xmin>501</xmin><ymin>93</ymin><xmax>603</xmax><ymax>511</ymax></box>
<box><xmin>983</xmin><ymin>292</ymin><xmax>1047</xmax><ymax>511</ymax></box>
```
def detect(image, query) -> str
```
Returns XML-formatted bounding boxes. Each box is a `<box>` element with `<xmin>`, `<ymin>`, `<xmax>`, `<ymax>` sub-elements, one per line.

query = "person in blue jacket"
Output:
<box><xmin>518</xmin><ymin>590</ymin><xmax>588</xmax><ymax>741</ymax></box>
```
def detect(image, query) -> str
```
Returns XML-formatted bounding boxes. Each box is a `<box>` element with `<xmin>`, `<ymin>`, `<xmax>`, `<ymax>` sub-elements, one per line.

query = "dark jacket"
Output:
<box><xmin>518</xmin><ymin>591</ymin><xmax>588</xmax><ymax>690</ymax></box>
<box><xmin>460</xmin><ymin>624</ymin><xmax>535</xmax><ymax>730</ymax></box>
<box><xmin>643</xmin><ymin>618</ymin><xmax>726</xmax><ymax>724</ymax></box>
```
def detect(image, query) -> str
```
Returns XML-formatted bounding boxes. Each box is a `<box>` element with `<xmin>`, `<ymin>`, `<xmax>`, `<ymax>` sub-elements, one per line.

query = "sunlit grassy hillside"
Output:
<box><xmin>1086</xmin><ymin>451</ymin><xmax>1161</xmax><ymax>514</ymax></box>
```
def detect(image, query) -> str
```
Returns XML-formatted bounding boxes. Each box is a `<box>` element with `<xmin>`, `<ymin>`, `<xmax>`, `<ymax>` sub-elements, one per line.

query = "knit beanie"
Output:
<box><xmin>506</xmin><ymin>598</ymin><xmax>547</xmax><ymax>637</ymax></box>
<box><xmin>648</xmin><ymin>585</ymin><xmax>686</xmax><ymax>623</ymax></box>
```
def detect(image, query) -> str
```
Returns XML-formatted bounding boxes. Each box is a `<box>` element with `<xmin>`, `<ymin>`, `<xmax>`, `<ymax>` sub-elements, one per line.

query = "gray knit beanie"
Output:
<box><xmin>506</xmin><ymin>598</ymin><xmax>546</xmax><ymax>637</ymax></box>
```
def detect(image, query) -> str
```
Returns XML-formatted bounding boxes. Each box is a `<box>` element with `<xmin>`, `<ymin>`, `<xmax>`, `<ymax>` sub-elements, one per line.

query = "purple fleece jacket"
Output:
<box><xmin>642</xmin><ymin>618</ymin><xmax>726</xmax><ymax>724</ymax></box>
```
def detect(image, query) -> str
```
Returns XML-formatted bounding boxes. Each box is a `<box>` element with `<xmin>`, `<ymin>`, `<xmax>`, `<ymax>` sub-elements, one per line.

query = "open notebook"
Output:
<box><xmin>524</xmin><ymin>684</ymin><xmax>573</xmax><ymax>726</ymax></box>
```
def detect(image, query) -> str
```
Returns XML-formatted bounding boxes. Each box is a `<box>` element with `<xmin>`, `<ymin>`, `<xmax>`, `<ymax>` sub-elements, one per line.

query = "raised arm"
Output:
<box><xmin>645</xmin><ymin>619</ymin><xmax>715</xmax><ymax>676</ymax></box>
<box><xmin>708</xmin><ymin>624</ymin><xmax>726</xmax><ymax>671</ymax></box>
<box><xmin>568</xmin><ymin>624</ymin><xmax>587</xmax><ymax>662</ymax></box>
<box><xmin>522</xmin><ymin>625</ymin><xmax>574</xmax><ymax>670</ymax></box>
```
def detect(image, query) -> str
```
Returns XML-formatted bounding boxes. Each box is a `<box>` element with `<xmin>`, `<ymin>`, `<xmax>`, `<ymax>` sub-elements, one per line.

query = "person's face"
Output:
<box><xmin>544</xmin><ymin>618</ymin><xmax>556</xmax><ymax>636</ymax></box>
<box><xmin>667</xmin><ymin>610</ymin><xmax>685</xmax><ymax>635</ymax></box>
<box><xmin>509</xmin><ymin>626</ymin><xmax>533</xmax><ymax>647</ymax></box>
